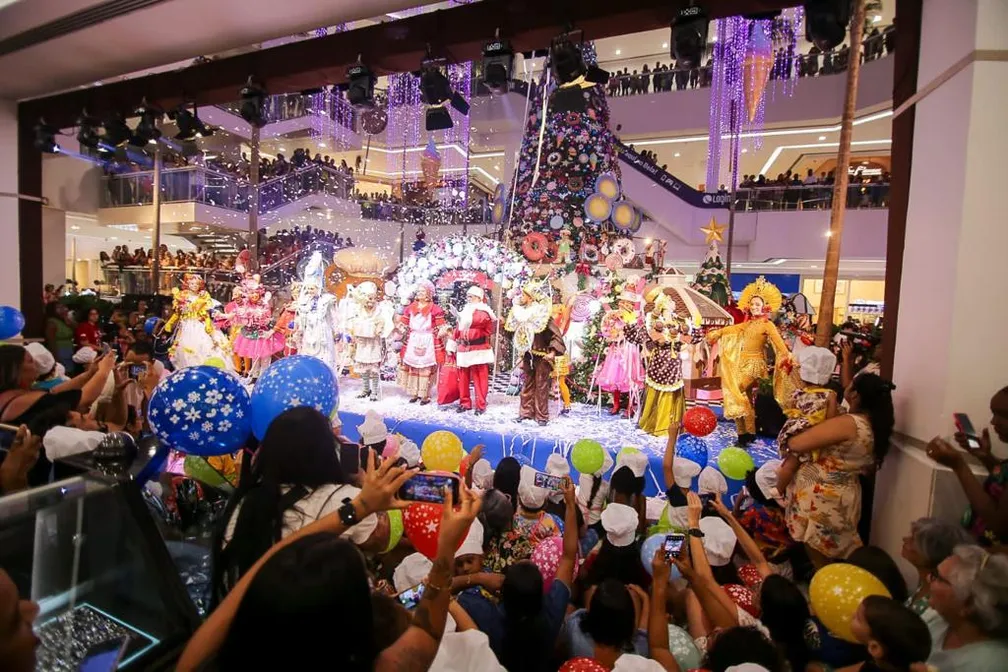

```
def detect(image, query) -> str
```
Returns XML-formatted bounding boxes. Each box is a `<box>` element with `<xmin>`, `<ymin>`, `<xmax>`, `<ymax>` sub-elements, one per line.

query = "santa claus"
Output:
<box><xmin>447</xmin><ymin>285</ymin><xmax>496</xmax><ymax>415</ymax></box>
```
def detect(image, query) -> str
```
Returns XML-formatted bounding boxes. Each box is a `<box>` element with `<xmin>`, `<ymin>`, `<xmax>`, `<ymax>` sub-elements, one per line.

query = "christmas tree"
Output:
<box><xmin>509</xmin><ymin>42</ymin><xmax>621</xmax><ymax>251</ymax></box>
<box><xmin>691</xmin><ymin>218</ymin><xmax>731</xmax><ymax>307</ymax></box>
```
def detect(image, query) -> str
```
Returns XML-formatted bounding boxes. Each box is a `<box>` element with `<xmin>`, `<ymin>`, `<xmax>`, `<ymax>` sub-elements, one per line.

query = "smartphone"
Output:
<box><xmin>397</xmin><ymin>583</ymin><xmax>425</xmax><ymax>610</ymax></box>
<box><xmin>339</xmin><ymin>442</ymin><xmax>362</xmax><ymax>474</ymax></box>
<box><xmin>953</xmin><ymin>413</ymin><xmax>981</xmax><ymax>450</ymax></box>
<box><xmin>100</xmin><ymin>342</ymin><xmax>112</xmax><ymax>355</ymax></box>
<box><xmin>78</xmin><ymin>636</ymin><xmax>130</xmax><ymax>672</ymax></box>
<box><xmin>699</xmin><ymin>493</ymin><xmax>717</xmax><ymax>506</ymax></box>
<box><xmin>398</xmin><ymin>472</ymin><xmax>460</xmax><ymax>504</ymax></box>
<box><xmin>533</xmin><ymin>471</ymin><xmax>565</xmax><ymax>492</ymax></box>
<box><xmin>127</xmin><ymin>364</ymin><xmax>146</xmax><ymax>380</ymax></box>
<box><xmin>663</xmin><ymin>533</ymin><xmax>686</xmax><ymax>559</ymax></box>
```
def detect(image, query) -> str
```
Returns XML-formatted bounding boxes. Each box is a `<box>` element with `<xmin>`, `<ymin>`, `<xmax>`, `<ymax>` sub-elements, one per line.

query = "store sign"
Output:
<box><xmin>615</xmin><ymin>142</ymin><xmax>728</xmax><ymax>209</ymax></box>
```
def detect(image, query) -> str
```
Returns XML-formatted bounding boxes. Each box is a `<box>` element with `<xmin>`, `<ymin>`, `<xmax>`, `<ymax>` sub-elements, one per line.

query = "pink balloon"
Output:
<box><xmin>532</xmin><ymin>535</ymin><xmax>564</xmax><ymax>592</ymax></box>
<box><xmin>382</xmin><ymin>434</ymin><xmax>401</xmax><ymax>459</ymax></box>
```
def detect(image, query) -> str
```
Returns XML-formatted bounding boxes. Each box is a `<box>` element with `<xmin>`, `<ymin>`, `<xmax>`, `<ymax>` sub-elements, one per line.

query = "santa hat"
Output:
<box><xmin>467</xmin><ymin>286</ymin><xmax>485</xmax><ymax>301</ymax></box>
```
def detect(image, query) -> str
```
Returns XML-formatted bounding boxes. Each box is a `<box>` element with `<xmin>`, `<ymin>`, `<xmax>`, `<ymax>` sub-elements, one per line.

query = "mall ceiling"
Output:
<box><xmin>19</xmin><ymin>0</ymin><xmax>797</xmax><ymax>127</ymax></box>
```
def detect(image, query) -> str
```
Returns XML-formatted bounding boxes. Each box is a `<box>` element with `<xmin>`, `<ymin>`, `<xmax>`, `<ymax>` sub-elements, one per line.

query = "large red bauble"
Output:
<box><xmin>683</xmin><ymin>406</ymin><xmax>717</xmax><ymax>437</ymax></box>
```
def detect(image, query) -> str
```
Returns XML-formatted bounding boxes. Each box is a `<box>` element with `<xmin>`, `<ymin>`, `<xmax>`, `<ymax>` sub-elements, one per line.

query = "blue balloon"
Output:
<box><xmin>675</xmin><ymin>434</ymin><xmax>709</xmax><ymax>469</ymax></box>
<box><xmin>641</xmin><ymin>533</ymin><xmax>682</xmax><ymax>581</ymax></box>
<box><xmin>548</xmin><ymin>513</ymin><xmax>565</xmax><ymax>535</ymax></box>
<box><xmin>148</xmin><ymin>366</ymin><xmax>251</xmax><ymax>456</ymax></box>
<box><xmin>0</xmin><ymin>306</ymin><xmax>25</xmax><ymax>340</ymax></box>
<box><xmin>143</xmin><ymin>316</ymin><xmax>160</xmax><ymax>335</ymax></box>
<box><xmin>250</xmin><ymin>355</ymin><xmax>339</xmax><ymax>440</ymax></box>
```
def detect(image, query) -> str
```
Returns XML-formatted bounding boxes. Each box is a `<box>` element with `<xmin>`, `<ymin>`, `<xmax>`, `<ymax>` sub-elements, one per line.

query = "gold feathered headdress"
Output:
<box><xmin>738</xmin><ymin>276</ymin><xmax>783</xmax><ymax>314</ymax></box>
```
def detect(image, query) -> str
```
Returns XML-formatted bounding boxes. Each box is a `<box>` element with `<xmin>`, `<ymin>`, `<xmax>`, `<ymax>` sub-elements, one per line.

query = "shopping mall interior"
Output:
<box><xmin>0</xmin><ymin>1</ymin><xmax>1006</xmax><ymax>670</ymax></box>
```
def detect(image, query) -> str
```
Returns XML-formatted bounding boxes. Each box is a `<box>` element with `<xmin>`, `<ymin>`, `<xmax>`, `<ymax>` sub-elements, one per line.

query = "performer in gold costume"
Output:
<box><xmin>705</xmin><ymin>276</ymin><xmax>793</xmax><ymax>446</ymax></box>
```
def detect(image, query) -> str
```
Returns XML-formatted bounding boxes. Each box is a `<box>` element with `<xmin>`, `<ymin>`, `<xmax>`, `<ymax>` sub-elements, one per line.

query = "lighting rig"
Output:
<box><xmin>481</xmin><ymin>29</ymin><xmax>514</xmax><ymax>95</ymax></box>
<box><xmin>804</xmin><ymin>0</ymin><xmax>851</xmax><ymax>50</ymax></box>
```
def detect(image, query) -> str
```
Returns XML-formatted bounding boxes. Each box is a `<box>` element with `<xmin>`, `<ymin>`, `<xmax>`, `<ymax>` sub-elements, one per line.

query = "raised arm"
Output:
<box><xmin>785</xmin><ymin>414</ymin><xmax>858</xmax><ymax>455</ymax></box>
<box><xmin>763</xmin><ymin>320</ymin><xmax>792</xmax><ymax>363</ymax></box>
<box><xmin>676</xmin><ymin>492</ymin><xmax>738</xmax><ymax>629</ymax></box>
<box><xmin>709</xmin><ymin>496</ymin><xmax>772</xmax><ymax>579</ymax></box>
<box><xmin>555</xmin><ymin>477</ymin><xmax>579</xmax><ymax>586</ymax></box>
<box><xmin>648</xmin><ymin>550</ymin><xmax>684</xmax><ymax>672</ymax></box>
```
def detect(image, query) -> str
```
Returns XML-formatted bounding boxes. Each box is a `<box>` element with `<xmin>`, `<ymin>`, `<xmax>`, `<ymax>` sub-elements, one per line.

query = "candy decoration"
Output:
<box><xmin>421</xmin><ymin>430</ymin><xmax>464</xmax><ymax>472</ymax></box>
<box><xmin>683</xmin><ymin>406</ymin><xmax>718</xmax><ymax>437</ymax></box>
<box><xmin>717</xmin><ymin>446</ymin><xmax>756</xmax><ymax>480</ymax></box>
<box><xmin>583</xmin><ymin>193</ymin><xmax>613</xmax><ymax>223</ymax></box>
<box><xmin>809</xmin><ymin>563</ymin><xmax>891</xmax><ymax>643</ymax></box>
<box><xmin>543</xmin><ymin>240</ymin><xmax>560</xmax><ymax>264</ymax></box>
<box><xmin>385</xmin><ymin>509</ymin><xmax>404</xmax><ymax>553</ymax></box>
<box><xmin>571</xmin><ymin>438</ymin><xmax>605</xmax><ymax>475</ymax></box>
<box><xmin>531</xmin><ymin>535</ymin><xmax>563</xmax><ymax>591</ymax></box>
<box><xmin>148</xmin><ymin>366</ymin><xmax>252</xmax><ymax>456</ymax></box>
<box><xmin>640</xmin><ymin>533</ymin><xmax>683</xmax><ymax>580</ymax></box>
<box><xmin>521</xmin><ymin>232</ymin><xmax>549</xmax><ymax>262</ymax></box>
<box><xmin>674</xmin><ymin>434</ymin><xmax>709</xmax><ymax>469</ymax></box>
<box><xmin>604</xmin><ymin>253</ymin><xmax>624</xmax><ymax>271</ymax></box>
<box><xmin>580</xmin><ymin>244</ymin><xmax>600</xmax><ymax>264</ymax></box>
<box><xmin>667</xmin><ymin>625</ymin><xmax>703</xmax><ymax>671</ymax></box>
<box><xmin>724</xmin><ymin>583</ymin><xmax>759</xmax><ymax>617</ymax></box>
<box><xmin>628</xmin><ymin>207</ymin><xmax>643</xmax><ymax>233</ymax></box>
<box><xmin>560</xmin><ymin>658</ymin><xmax>608</xmax><ymax>672</ymax></box>
<box><xmin>613</xmin><ymin>237</ymin><xmax>635</xmax><ymax>263</ymax></box>
<box><xmin>249</xmin><ymin>355</ymin><xmax>339</xmax><ymax>440</ymax></box>
<box><xmin>594</xmin><ymin>173</ymin><xmax>621</xmax><ymax>201</ymax></box>
<box><xmin>492</xmin><ymin>200</ymin><xmax>506</xmax><ymax>224</ymax></box>
<box><xmin>549</xmin><ymin>214</ymin><xmax>565</xmax><ymax>230</ymax></box>
<box><xmin>0</xmin><ymin>306</ymin><xmax>25</xmax><ymax>340</ymax></box>
<box><xmin>570</xmin><ymin>294</ymin><xmax>593</xmax><ymax>322</ymax></box>
<box><xmin>611</xmin><ymin>200</ymin><xmax>636</xmax><ymax>231</ymax></box>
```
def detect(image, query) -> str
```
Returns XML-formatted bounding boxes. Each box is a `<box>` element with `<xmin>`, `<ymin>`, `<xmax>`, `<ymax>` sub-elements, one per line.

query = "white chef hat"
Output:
<box><xmin>356</xmin><ymin>410</ymin><xmax>388</xmax><ymax>446</ymax></box>
<box><xmin>518</xmin><ymin>465</ymin><xmax>548</xmax><ymax>510</ymax></box>
<box><xmin>754</xmin><ymin>459</ymin><xmax>784</xmax><ymax>504</ymax></box>
<box><xmin>594</xmin><ymin>448</ymin><xmax>615</xmax><ymax>477</ymax></box>
<box><xmin>613</xmin><ymin>653</ymin><xmax>667</xmax><ymax>671</ymax></box>
<box><xmin>466</xmin><ymin>285</ymin><xmax>485</xmax><ymax>301</ymax></box>
<box><xmin>397</xmin><ymin>438</ymin><xmax>421</xmax><ymax>468</ymax></box>
<box><xmin>393</xmin><ymin>552</ymin><xmax>432</xmax><ymax>593</ymax></box>
<box><xmin>698</xmin><ymin>466</ymin><xmax>728</xmax><ymax>496</ymax></box>
<box><xmin>470</xmin><ymin>458</ymin><xmax>494</xmax><ymax>490</ymax></box>
<box><xmin>725</xmin><ymin>666</ymin><xmax>772</xmax><ymax>672</ymax></box>
<box><xmin>615</xmin><ymin>450</ymin><xmax>648</xmax><ymax>479</ymax></box>
<box><xmin>545</xmin><ymin>453</ymin><xmax>570</xmax><ymax>478</ymax></box>
<box><xmin>672</xmin><ymin>458</ymin><xmax>702</xmax><ymax>488</ymax></box>
<box><xmin>454</xmin><ymin>519</ymin><xmax>485</xmax><ymax>559</ymax></box>
<box><xmin>73</xmin><ymin>346</ymin><xmax>97</xmax><ymax>364</ymax></box>
<box><xmin>24</xmin><ymin>342</ymin><xmax>59</xmax><ymax>378</ymax></box>
<box><xmin>797</xmin><ymin>345</ymin><xmax>837</xmax><ymax>386</ymax></box>
<box><xmin>699</xmin><ymin>516</ymin><xmax>737</xmax><ymax>567</ymax></box>
<box><xmin>601</xmin><ymin>503</ymin><xmax>639</xmax><ymax>547</ymax></box>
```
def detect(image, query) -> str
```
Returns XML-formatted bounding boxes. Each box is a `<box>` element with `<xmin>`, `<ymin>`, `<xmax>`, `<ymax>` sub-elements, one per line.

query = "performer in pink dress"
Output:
<box><xmin>595</xmin><ymin>288</ymin><xmax>646</xmax><ymax>418</ymax></box>
<box><xmin>447</xmin><ymin>286</ymin><xmax>497</xmax><ymax>416</ymax></box>
<box><xmin>232</xmin><ymin>274</ymin><xmax>284</xmax><ymax>378</ymax></box>
<box><xmin>397</xmin><ymin>281</ymin><xmax>445</xmax><ymax>405</ymax></box>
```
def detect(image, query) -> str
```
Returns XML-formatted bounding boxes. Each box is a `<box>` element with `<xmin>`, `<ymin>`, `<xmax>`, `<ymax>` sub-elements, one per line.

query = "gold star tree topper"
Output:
<box><xmin>700</xmin><ymin>217</ymin><xmax>727</xmax><ymax>244</ymax></box>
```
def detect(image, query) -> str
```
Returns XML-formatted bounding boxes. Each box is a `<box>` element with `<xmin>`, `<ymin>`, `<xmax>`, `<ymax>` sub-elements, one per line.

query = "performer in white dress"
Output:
<box><xmin>162</xmin><ymin>273</ymin><xmax>233</xmax><ymax>371</ymax></box>
<box><xmin>292</xmin><ymin>251</ymin><xmax>341</xmax><ymax>376</ymax></box>
<box><xmin>348</xmin><ymin>282</ymin><xmax>394</xmax><ymax>401</ymax></box>
<box><xmin>397</xmin><ymin>281</ymin><xmax>446</xmax><ymax>405</ymax></box>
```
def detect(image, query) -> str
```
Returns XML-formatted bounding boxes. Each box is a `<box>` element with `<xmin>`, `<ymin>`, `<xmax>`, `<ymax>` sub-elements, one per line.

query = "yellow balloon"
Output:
<box><xmin>809</xmin><ymin>563</ymin><xmax>891</xmax><ymax>643</ymax></box>
<box><xmin>204</xmin><ymin>356</ymin><xmax>227</xmax><ymax>369</ymax></box>
<box><xmin>421</xmin><ymin>430</ymin><xmax>463</xmax><ymax>472</ymax></box>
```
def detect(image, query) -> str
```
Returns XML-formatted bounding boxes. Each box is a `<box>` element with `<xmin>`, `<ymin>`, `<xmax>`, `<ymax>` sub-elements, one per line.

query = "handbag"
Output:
<box><xmin>437</xmin><ymin>362</ymin><xmax>460</xmax><ymax>405</ymax></box>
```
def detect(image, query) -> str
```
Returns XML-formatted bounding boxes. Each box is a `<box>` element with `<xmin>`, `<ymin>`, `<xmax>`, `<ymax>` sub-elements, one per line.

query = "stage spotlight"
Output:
<box><xmin>239</xmin><ymin>76</ymin><xmax>268</xmax><ymax>128</ymax></box>
<box><xmin>346</xmin><ymin>59</ymin><xmax>377</xmax><ymax>109</ymax></box>
<box><xmin>103</xmin><ymin>114</ymin><xmax>132</xmax><ymax>148</ymax></box>
<box><xmin>76</xmin><ymin>111</ymin><xmax>101</xmax><ymax>150</ymax></box>
<box><xmin>170</xmin><ymin>104</ymin><xmax>213</xmax><ymax>141</ymax></box>
<box><xmin>804</xmin><ymin>0</ymin><xmax>850</xmax><ymax>51</ymax></box>
<box><xmin>482</xmin><ymin>34</ymin><xmax>514</xmax><ymax>94</ymax></box>
<box><xmin>551</xmin><ymin>31</ymin><xmax>609</xmax><ymax>87</ymax></box>
<box><xmin>130</xmin><ymin>99</ymin><xmax>163</xmax><ymax>147</ymax></box>
<box><xmin>425</xmin><ymin>105</ymin><xmax>453</xmax><ymax>132</ymax></box>
<box><xmin>420</xmin><ymin>65</ymin><xmax>452</xmax><ymax>106</ymax></box>
<box><xmin>670</xmin><ymin>5</ymin><xmax>709</xmax><ymax>68</ymax></box>
<box><xmin>34</xmin><ymin>118</ymin><xmax>58</xmax><ymax>153</ymax></box>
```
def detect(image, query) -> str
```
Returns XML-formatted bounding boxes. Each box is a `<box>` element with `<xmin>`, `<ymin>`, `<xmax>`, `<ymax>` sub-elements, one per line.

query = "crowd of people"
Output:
<box><xmin>4</xmin><ymin>284</ymin><xmax>1008</xmax><ymax>671</ymax></box>
<box><xmin>604</xmin><ymin>24</ymin><xmax>894</xmax><ymax>98</ymax></box>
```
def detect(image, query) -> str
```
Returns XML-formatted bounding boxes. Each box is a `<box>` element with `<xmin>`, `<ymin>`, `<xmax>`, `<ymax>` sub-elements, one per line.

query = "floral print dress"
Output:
<box><xmin>784</xmin><ymin>414</ymin><xmax>874</xmax><ymax>558</ymax></box>
<box><xmin>483</xmin><ymin>512</ymin><xmax>557</xmax><ymax>573</ymax></box>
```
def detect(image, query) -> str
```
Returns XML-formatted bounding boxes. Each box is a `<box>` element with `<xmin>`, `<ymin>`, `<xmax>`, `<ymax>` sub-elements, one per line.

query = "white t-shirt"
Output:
<box><xmin>223</xmin><ymin>483</ymin><xmax>378</xmax><ymax>546</ymax></box>
<box><xmin>577</xmin><ymin>474</ymin><xmax>610</xmax><ymax>526</ymax></box>
<box><xmin>430</xmin><ymin>630</ymin><xmax>505</xmax><ymax>672</ymax></box>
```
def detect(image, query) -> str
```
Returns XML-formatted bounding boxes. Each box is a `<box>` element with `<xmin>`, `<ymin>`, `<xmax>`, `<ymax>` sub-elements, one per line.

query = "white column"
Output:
<box><xmin>891</xmin><ymin>0</ymin><xmax>1008</xmax><ymax>444</ymax></box>
<box><xmin>0</xmin><ymin>99</ymin><xmax>20</xmax><ymax>308</ymax></box>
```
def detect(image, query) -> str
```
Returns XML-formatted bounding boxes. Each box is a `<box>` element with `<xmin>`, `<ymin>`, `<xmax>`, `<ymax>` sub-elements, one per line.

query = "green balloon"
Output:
<box><xmin>617</xmin><ymin>446</ymin><xmax>641</xmax><ymax>464</ymax></box>
<box><xmin>385</xmin><ymin>509</ymin><xmax>404</xmax><ymax>553</ymax></box>
<box><xmin>571</xmin><ymin>438</ymin><xmax>604</xmax><ymax>475</ymax></box>
<box><xmin>717</xmin><ymin>447</ymin><xmax>756</xmax><ymax>481</ymax></box>
<box><xmin>183</xmin><ymin>455</ymin><xmax>230</xmax><ymax>489</ymax></box>
<box><xmin>667</xmin><ymin>625</ymin><xmax>703</xmax><ymax>670</ymax></box>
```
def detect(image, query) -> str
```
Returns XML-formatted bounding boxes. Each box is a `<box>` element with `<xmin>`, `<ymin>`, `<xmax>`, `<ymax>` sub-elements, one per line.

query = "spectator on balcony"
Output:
<box><xmin>884</xmin><ymin>21</ymin><xmax>896</xmax><ymax>54</ymax></box>
<box><xmin>689</xmin><ymin>63</ymin><xmax>700</xmax><ymax>89</ymax></box>
<box><xmin>619</xmin><ymin>68</ymin><xmax>630</xmax><ymax>96</ymax></box>
<box><xmin>804</xmin><ymin>169</ymin><xmax>817</xmax><ymax>185</ymax></box>
<box><xmin>640</xmin><ymin>64</ymin><xmax>650</xmax><ymax>94</ymax></box>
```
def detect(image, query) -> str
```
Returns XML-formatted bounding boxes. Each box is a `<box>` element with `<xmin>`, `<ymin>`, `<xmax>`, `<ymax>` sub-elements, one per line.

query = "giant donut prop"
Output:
<box><xmin>595</xmin><ymin>173</ymin><xmax>621</xmax><ymax>201</ymax></box>
<box><xmin>522</xmin><ymin>232</ymin><xmax>549</xmax><ymax>262</ymax></box>
<box><xmin>611</xmin><ymin>200</ymin><xmax>637</xmax><ymax>232</ymax></box>
<box><xmin>584</xmin><ymin>193</ymin><xmax>613</xmax><ymax>223</ymax></box>
<box><xmin>543</xmin><ymin>240</ymin><xmax>560</xmax><ymax>264</ymax></box>
<box><xmin>613</xmin><ymin>238</ymin><xmax>635</xmax><ymax>264</ymax></box>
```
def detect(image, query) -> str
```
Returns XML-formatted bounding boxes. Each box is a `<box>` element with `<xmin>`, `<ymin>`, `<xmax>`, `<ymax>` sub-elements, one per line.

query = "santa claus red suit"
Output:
<box><xmin>448</xmin><ymin>286</ymin><xmax>496</xmax><ymax>415</ymax></box>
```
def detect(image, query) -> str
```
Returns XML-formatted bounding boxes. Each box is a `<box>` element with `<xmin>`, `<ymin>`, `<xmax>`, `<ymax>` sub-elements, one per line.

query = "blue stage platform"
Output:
<box><xmin>336</xmin><ymin>379</ymin><xmax>778</xmax><ymax>498</ymax></box>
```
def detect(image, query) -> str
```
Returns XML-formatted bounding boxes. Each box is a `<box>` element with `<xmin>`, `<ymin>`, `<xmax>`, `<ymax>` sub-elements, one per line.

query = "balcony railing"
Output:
<box><xmin>217</xmin><ymin>91</ymin><xmax>357</xmax><ymax>130</ymax></box>
<box><xmin>732</xmin><ymin>183</ymin><xmax>890</xmax><ymax>210</ymax></box>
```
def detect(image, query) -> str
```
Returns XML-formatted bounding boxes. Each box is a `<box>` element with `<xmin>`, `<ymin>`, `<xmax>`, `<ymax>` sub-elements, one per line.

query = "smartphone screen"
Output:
<box><xmin>953</xmin><ymin>413</ymin><xmax>981</xmax><ymax>449</ymax></box>
<box><xmin>397</xmin><ymin>583</ymin><xmax>425</xmax><ymax>610</ymax></box>
<box><xmin>79</xmin><ymin>637</ymin><xmax>129</xmax><ymax>672</ymax></box>
<box><xmin>663</xmin><ymin>533</ymin><xmax>686</xmax><ymax>559</ymax></box>
<box><xmin>533</xmin><ymin>471</ymin><xmax>564</xmax><ymax>492</ymax></box>
<box><xmin>398</xmin><ymin>473</ymin><xmax>459</xmax><ymax>504</ymax></box>
<box><xmin>699</xmin><ymin>493</ymin><xmax>716</xmax><ymax>506</ymax></box>
<box><xmin>339</xmin><ymin>442</ymin><xmax>361</xmax><ymax>473</ymax></box>
<box><xmin>128</xmin><ymin>364</ymin><xmax>146</xmax><ymax>380</ymax></box>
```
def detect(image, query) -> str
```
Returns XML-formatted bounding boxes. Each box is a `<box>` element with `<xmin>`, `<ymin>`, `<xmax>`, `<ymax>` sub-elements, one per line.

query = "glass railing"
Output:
<box><xmin>257</xmin><ymin>165</ymin><xmax>353</xmax><ymax>213</ymax></box>
<box><xmin>99</xmin><ymin>267</ymin><xmax>239</xmax><ymax>301</ymax></box>
<box><xmin>218</xmin><ymin>91</ymin><xmax>357</xmax><ymax>130</ymax></box>
<box><xmin>355</xmin><ymin>199</ymin><xmax>491</xmax><ymax>227</ymax></box>
<box><xmin>732</xmin><ymin>183</ymin><xmax>890</xmax><ymax>210</ymax></box>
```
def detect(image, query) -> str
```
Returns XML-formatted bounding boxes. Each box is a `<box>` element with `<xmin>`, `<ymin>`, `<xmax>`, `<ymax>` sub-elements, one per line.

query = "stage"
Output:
<box><xmin>335</xmin><ymin>377</ymin><xmax>779</xmax><ymax>498</ymax></box>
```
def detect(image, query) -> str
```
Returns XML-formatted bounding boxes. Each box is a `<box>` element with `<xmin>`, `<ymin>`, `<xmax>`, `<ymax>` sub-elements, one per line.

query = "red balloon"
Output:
<box><xmin>683</xmin><ymin>406</ymin><xmax>717</xmax><ymax>437</ymax></box>
<box><xmin>724</xmin><ymin>583</ymin><xmax>759</xmax><ymax>617</ymax></box>
<box><xmin>560</xmin><ymin>658</ymin><xmax>608</xmax><ymax>672</ymax></box>
<box><xmin>402</xmin><ymin>502</ymin><xmax>469</xmax><ymax>560</ymax></box>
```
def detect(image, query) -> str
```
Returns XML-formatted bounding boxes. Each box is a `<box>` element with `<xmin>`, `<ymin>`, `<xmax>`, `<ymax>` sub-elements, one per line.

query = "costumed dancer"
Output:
<box><xmin>551</xmin><ymin>302</ymin><xmax>573</xmax><ymax>417</ymax></box>
<box><xmin>504</xmin><ymin>279</ymin><xmax>565</xmax><ymax>426</ymax></box>
<box><xmin>706</xmin><ymin>275</ymin><xmax>794</xmax><ymax>447</ymax></box>
<box><xmin>348</xmin><ymin>282</ymin><xmax>394</xmax><ymax>401</ymax></box>
<box><xmin>292</xmin><ymin>252</ymin><xmax>341</xmax><ymax>375</ymax></box>
<box><xmin>232</xmin><ymin>274</ymin><xmax>284</xmax><ymax>379</ymax></box>
<box><xmin>595</xmin><ymin>285</ymin><xmax>646</xmax><ymax>419</ymax></box>
<box><xmin>638</xmin><ymin>289</ymin><xmax>695</xmax><ymax>440</ymax></box>
<box><xmin>162</xmin><ymin>273</ymin><xmax>233</xmax><ymax>371</ymax></box>
<box><xmin>397</xmin><ymin>280</ymin><xmax>445</xmax><ymax>405</ymax></box>
<box><xmin>446</xmin><ymin>286</ymin><xmax>496</xmax><ymax>416</ymax></box>
<box><xmin>274</xmin><ymin>284</ymin><xmax>299</xmax><ymax>357</ymax></box>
